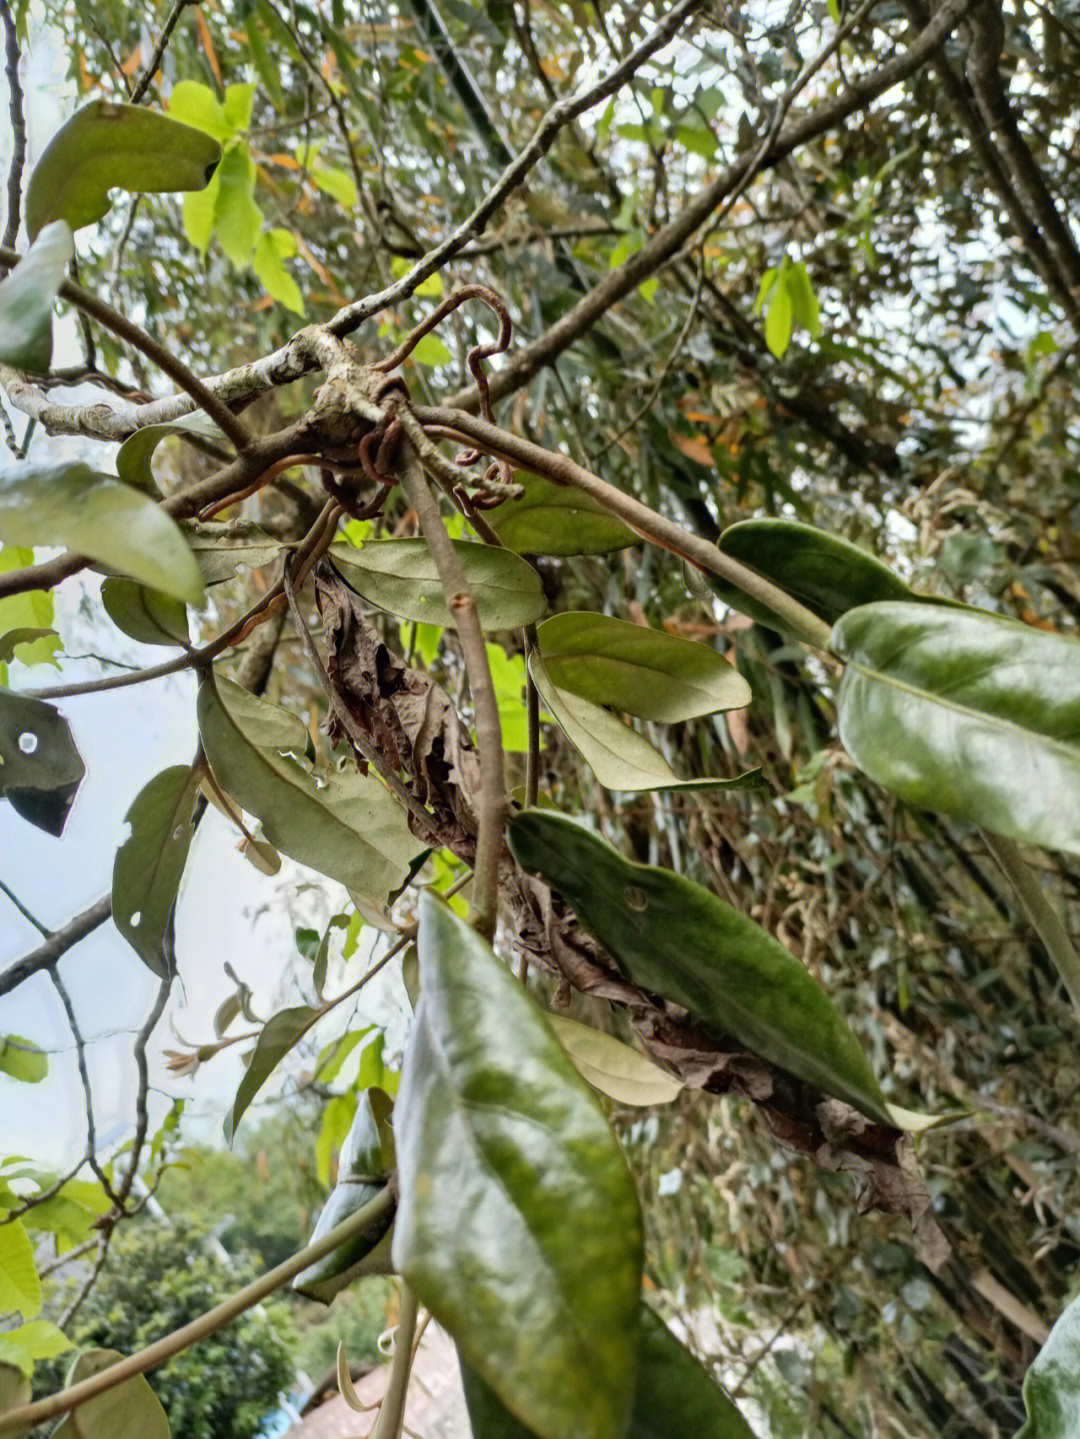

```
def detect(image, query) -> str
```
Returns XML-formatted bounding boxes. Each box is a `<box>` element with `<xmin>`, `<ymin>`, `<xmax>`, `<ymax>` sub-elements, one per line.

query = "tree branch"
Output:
<box><xmin>0</xmin><ymin>0</ymin><xmax>26</xmax><ymax>249</ymax></box>
<box><xmin>0</xmin><ymin>896</ymin><xmax>111</xmax><ymax>998</ymax></box>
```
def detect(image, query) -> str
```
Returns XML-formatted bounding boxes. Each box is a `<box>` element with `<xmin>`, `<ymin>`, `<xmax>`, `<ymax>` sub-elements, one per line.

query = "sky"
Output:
<box><xmin>0</xmin><ymin>20</ymin><xmax>409</xmax><ymax>1172</ymax></box>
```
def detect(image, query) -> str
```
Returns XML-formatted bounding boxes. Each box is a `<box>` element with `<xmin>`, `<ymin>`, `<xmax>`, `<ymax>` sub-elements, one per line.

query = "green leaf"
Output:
<box><xmin>0</xmin><ymin>1361</ymin><xmax>29</xmax><ymax>1436</ymax></box>
<box><xmin>179</xmin><ymin>520</ymin><xmax>280</xmax><ymax>586</ymax></box>
<box><xmin>0</xmin><ymin>691</ymin><xmax>85</xmax><ymax>835</ymax></box>
<box><xmin>313</xmin><ymin>1027</ymin><xmax>374</xmax><ymax>1085</ymax></box>
<box><xmin>536</xmin><ymin>612</ymin><xmax>750</xmax><ymax>722</ymax></box>
<box><xmin>409</xmin><ymin>333</ymin><xmax>452</xmax><ymax>366</ymax></box>
<box><xmin>0</xmin><ymin>462</ymin><xmax>205</xmax><ymax>605</ymax></box>
<box><xmin>0</xmin><ymin>1220</ymin><xmax>40</xmax><ymax>1320</ymax></box>
<box><xmin>507</xmin><ymin>810</ymin><xmax>895</xmax><ymax>1127</ymax></box>
<box><xmin>675</xmin><ymin>123</ymin><xmax>717</xmax><ymax>159</ymax></box>
<box><xmin>53</xmin><ymin>1349</ymin><xmax>169</xmax><ymax>1439</ymax></box>
<box><xmin>630</xmin><ymin>1307</ymin><xmax>758</xmax><ymax>1438</ymax></box>
<box><xmin>0</xmin><ymin>221</ymin><xmax>74</xmax><ymax>373</ymax></box>
<box><xmin>752</xmin><ymin>267</ymin><xmax>777</xmax><ymax>316</ymax></box>
<box><xmin>1017</xmin><ymin>1292</ymin><xmax>1080</xmax><ymax>1438</ymax></box>
<box><xmin>213</xmin><ymin>143</ymin><xmax>262</xmax><ymax>266</ymax></box>
<box><xmin>0</xmin><ymin>629</ymin><xmax>58</xmax><ymax>666</ymax></box>
<box><xmin>25</xmin><ymin>100</ymin><xmax>222</xmax><ymax>238</ymax></box>
<box><xmin>116</xmin><ymin>414</ymin><xmax>232</xmax><ymax>495</ymax></box>
<box><xmin>293</xmin><ymin>1089</ymin><xmax>396</xmax><ymax>1302</ymax></box>
<box><xmin>832</xmin><ymin>602</ymin><xmax>1080</xmax><ymax>855</ymax></box>
<box><xmin>764</xmin><ymin>272</ymin><xmax>793</xmax><ymax>357</ymax></box>
<box><xmin>0</xmin><ymin>1321</ymin><xmax>72</xmax><ymax>1378</ymax></box>
<box><xmin>112</xmin><ymin>765</ymin><xmax>201</xmax><ymax>978</ymax></box>
<box><xmin>786</xmin><ymin>261</ymin><xmax>821</xmax><ymax>338</ymax></box>
<box><xmin>547</xmin><ymin>1016</ymin><xmax>683</xmax><ymax>1107</ymax></box>
<box><xmin>329</xmin><ymin>539</ymin><xmax>547</xmax><ymax>630</ymax></box>
<box><xmin>197</xmin><ymin>671</ymin><xmax>420</xmax><ymax>900</ymax></box>
<box><xmin>167</xmin><ymin>80</ymin><xmax>233</xmax><ymax>141</ymax></box>
<box><xmin>712</xmin><ymin>518</ymin><xmax>915</xmax><ymax>628</ymax></box>
<box><xmin>183</xmin><ymin>169</ymin><xmax>219</xmax><ymax>253</ymax></box>
<box><xmin>0</xmin><ymin>549</ymin><xmax>61</xmax><ymax>671</ymax></box>
<box><xmin>392</xmin><ymin>893</ymin><xmax>643</xmax><ymax>1439</ymax></box>
<box><xmin>252</xmin><ymin>229</ymin><xmax>304</xmax><ymax>314</ymax></box>
<box><xmin>0</xmin><ymin>1037</ymin><xmax>47</xmax><ymax>1084</ymax></box>
<box><xmin>222</xmin><ymin>82</ymin><xmax>256</xmax><ymax>134</ymax></box>
<box><xmin>310</xmin><ymin>164</ymin><xmax>358</xmax><ymax>208</ymax></box>
<box><xmin>314</xmin><ymin>1092</ymin><xmax>355</xmax><ymax>1188</ymax></box>
<box><xmin>225</xmin><ymin>1005</ymin><xmax>318</xmax><ymax>1143</ymax></box>
<box><xmin>485</xmin><ymin>473</ymin><xmax>636</xmax><ymax>556</ymax></box>
<box><xmin>100</xmin><ymin>579</ymin><xmax>189</xmax><ymax>647</ymax></box>
<box><xmin>529</xmin><ymin>650</ymin><xmax>763</xmax><ymax>793</ymax></box>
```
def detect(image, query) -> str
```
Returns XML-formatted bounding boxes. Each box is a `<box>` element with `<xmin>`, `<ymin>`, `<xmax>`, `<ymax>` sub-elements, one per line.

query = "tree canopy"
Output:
<box><xmin>2</xmin><ymin>0</ymin><xmax>1080</xmax><ymax>1435</ymax></box>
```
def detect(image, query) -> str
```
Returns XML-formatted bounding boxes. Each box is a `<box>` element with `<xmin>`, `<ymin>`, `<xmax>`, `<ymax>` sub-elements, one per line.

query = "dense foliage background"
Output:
<box><xmin>2</xmin><ymin>0</ymin><xmax>1080</xmax><ymax>1435</ymax></box>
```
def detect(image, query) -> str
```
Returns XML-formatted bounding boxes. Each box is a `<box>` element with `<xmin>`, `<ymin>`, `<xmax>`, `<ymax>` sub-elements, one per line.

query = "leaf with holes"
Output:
<box><xmin>0</xmin><ymin>691</ymin><xmax>85</xmax><ymax>835</ymax></box>
<box><xmin>529</xmin><ymin>651</ymin><xmax>763</xmax><ymax>794</ymax></box>
<box><xmin>0</xmin><ymin>221</ymin><xmax>74</xmax><ymax>373</ymax></box>
<box><xmin>832</xmin><ymin>601</ymin><xmax>1080</xmax><ymax>854</ymax></box>
<box><xmin>198</xmin><ymin>672</ymin><xmax>419</xmax><ymax>901</ymax></box>
<box><xmin>546</xmin><ymin>1016</ymin><xmax>682</xmax><ymax>1107</ymax></box>
<box><xmin>101</xmin><ymin>580</ymin><xmax>189</xmax><ymax>647</ymax></box>
<box><xmin>0</xmin><ymin>463</ymin><xmax>204</xmax><ymax>605</ymax></box>
<box><xmin>537</xmin><ymin>612</ymin><xmax>750</xmax><ymax>722</ymax></box>
<box><xmin>508</xmin><ymin>810</ymin><xmax>895</xmax><ymax>1128</ymax></box>
<box><xmin>484</xmin><ymin>473</ymin><xmax>636</xmax><ymax>556</ymax></box>
<box><xmin>112</xmin><ymin>765</ymin><xmax>201</xmax><ymax>978</ymax></box>
<box><xmin>179</xmin><ymin>521</ymin><xmax>281</xmax><ymax>586</ymax></box>
<box><xmin>330</xmin><ymin>539</ymin><xmax>546</xmax><ymax>630</ymax></box>
<box><xmin>393</xmin><ymin>893</ymin><xmax>643</xmax><ymax>1439</ymax></box>
<box><xmin>0</xmin><ymin>1038</ymin><xmax>47</xmax><ymax>1085</ymax></box>
<box><xmin>51</xmin><ymin>1349</ymin><xmax>169</xmax><ymax>1439</ymax></box>
<box><xmin>25</xmin><ymin>100</ymin><xmax>221</xmax><ymax>238</ymax></box>
<box><xmin>224</xmin><ymin>1006</ymin><xmax>318</xmax><ymax>1143</ymax></box>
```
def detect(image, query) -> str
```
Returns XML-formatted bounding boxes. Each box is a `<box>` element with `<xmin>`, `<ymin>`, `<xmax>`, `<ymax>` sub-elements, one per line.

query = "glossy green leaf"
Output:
<box><xmin>116</xmin><ymin>414</ymin><xmax>232</xmax><ymax>496</ymax></box>
<box><xmin>537</xmin><ymin>613</ymin><xmax>750</xmax><ymax>722</ymax></box>
<box><xmin>529</xmin><ymin>651</ymin><xmax>763</xmax><ymax>793</ymax></box>
<box><xmin>392</xmin><ymin>893</ymin><xmax>643</xmax><ymax>1439</ymax></box>
<box><xmin>0</xmin><ymin>1362</ymin><xmax>29</xmax><ymax>1438</ymax></box>
<box><xmin>1017</xmin><ymin>1292</ymin><xmax>1080</xmax><ymax>1438</ymax></box>
<box><xmin>198</xmin><ymin>672</ymin><xmax>419</xmax><ymax>900</ymax></box>
<box><xmin>329</xmin><ymin>539</ymin><xmax>546</xmax><ymax>630</ymax></box>
<box><xmin>101</xmin><ymin>579</ymin><xmax>189</xmax><ymax>647</ymax></box>
<box><xmin>0</xmin><ymin>691</ymin><xmax>85</xmax><ymax>835</ymax></box>
<box><xmin>712</xmin><ymin>519</ymin><xmax>913</xmax><ymax>629</ymax></box>
<box><xmin>546</xmin><ymin>1015</ymin><xmax>683</xmax><ymax>1107</ymax></box>
<box><xmin>485</xmin><ymin>473</ymin><xmax>636</xmax><ymax>556</ymax></box>
<box><xmin>461</xmin><ymin>1307</ymin><xmax>757</xmax><ymax>1439</ymax></box>
<box><xmin>0</xmin><ymin>462</ymin><xmax>204</xmax><ymax>605</ymax></box>
<box><xmin>507</xmin><ymin>811</ymin><xmax>894</xmax><ymax>1127</ymax></box>
<box><xmin>224</xmin><ymin>1006</ymin><xmax>318</xmax><ymax>1143</ymax></box>
<box><xmin>832</xmin><ymin>601</ymin><xmax>1080</xmax><ymax>855</ymax></box>
<box><xmin>0</xmin><ymin>1220</ymin><xmax>40</xmax><ymax>1320</ymax></box>
<box><xmin>630</xmin><ymin>1307</ymin><xmax>757</xmax><ymax>1438</ymax></box>
<box><xmin>293</xmin><ymin>1089</ymin><xmax>396</xmax><ymax>1302</ymax></box>
<box><xmin>25</xmin><ymin>100</ymin><xmax>221</xmax><ymax>238</ymax></box>
<box><xmin>180</xmin><ymin>520</ymin><xmax>281</xmax><ymax>585</ymax></box>
<box><xmin>112</xmin><ymin>764</ymin><xmax>201</xmax><ymax>978</ymax></box>
<box><xmin>52</xmin><ymin>1349</ymin><xmax>169</xmax><ymax>1439</ymax></box>
<box><xmin>0</xmin><ymin>221</ymin><xmax>73</xmax><ymax>373</ymax></box>
<box><xmin>0</xmin><ymin>1037</ymin><xmax>47</xmax><ymax>1084</ymax></box>
<box><xmin>0</xmin><ymin>1322</ymin><xmax>72</xmax><ymax>1378</ymax></box>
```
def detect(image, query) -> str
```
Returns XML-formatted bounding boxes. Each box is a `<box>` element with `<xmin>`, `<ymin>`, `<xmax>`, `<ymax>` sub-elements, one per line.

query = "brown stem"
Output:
<box><xmin>396</xmin><ymin>447</ymin><xmax>505</xmax><ymax>941</ymax></box>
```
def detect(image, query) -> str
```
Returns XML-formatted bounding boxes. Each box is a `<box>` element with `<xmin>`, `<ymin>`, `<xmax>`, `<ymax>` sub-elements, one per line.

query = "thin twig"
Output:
<box><xmin>0</xmin><ymin>1184</ymin><xmax>398</xmax><ymax>1436</ymax></box>
<box><xmin>370</xmin><ymin>1283</ymin><xmax>420</xmax><ymax>1439</ymax></box>
<box><xmin>0</xmin><ymin>876</ymin><xmax>49</xmax><ymax>936</ymax></box>
<box><xmin>49</xmin><ymin>968</ymin><xmax>122</xmax><ymax>1205</ymax></box>
<box><xmin>0</xmin><ymin>0</ymin><xmax>26</xmax><ymax>249</ymax></box>
<box><xmin>396</xmin><ymin>446</ymin><xmax>506</xmax><ymax>942</ymax></box>
<box><xmin>0</xmin><ymin>896</ymin><xmax>111</xmax><ymax>998</ymax></box>
<box><xmin>985</xmin><ymin>831</ymin><xmax>1080</xmax><ymax>1020</ymax></box>
<box><xmin>130</xmin><ymin>0</ymin><xmax>193</xmax><ymax>104</ymax></box>
<box><xmin>524</xmin><ymin>624</ymin><xmax>541</xmax><ymax>810</ymax></box>
<box><xmin>114</xmin><ymin>975</ymin><xmax>173</xmax><ymax>1208</ymax></box>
